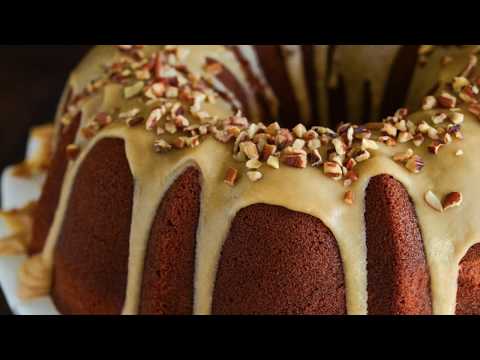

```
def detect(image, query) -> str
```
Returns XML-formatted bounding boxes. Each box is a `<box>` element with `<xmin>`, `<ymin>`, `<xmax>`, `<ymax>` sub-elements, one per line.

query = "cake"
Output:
<box><xmin>1</xmin><ymin>45</ymin><xmax>480</xmax><ymax>315</ymax></box>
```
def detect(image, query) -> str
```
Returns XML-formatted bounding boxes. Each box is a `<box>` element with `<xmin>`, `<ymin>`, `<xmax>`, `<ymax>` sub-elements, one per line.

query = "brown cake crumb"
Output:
<box><xmin>213</xmin><ymin>204</ymin><xmax>346</xmax><ymax>315</ymax></box>
<box><xmin>366</xmin><ymin>175</ymin><xmax>432</xmax><ymax>315</ymax></box>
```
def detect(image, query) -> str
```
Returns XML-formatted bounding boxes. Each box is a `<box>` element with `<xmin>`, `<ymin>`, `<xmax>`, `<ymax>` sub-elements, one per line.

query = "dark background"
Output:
<box><xmin>0</xmin><ymin>45</ymin><xmax>91</xmax><ymax>314</ymax></box>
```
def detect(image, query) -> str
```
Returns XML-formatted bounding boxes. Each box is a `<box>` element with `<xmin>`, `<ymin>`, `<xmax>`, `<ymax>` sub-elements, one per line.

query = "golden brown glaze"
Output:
<box><xmin>30</xmin><ymin>114</ymin><xmax>80</xmax><ymax>255</ymax></box>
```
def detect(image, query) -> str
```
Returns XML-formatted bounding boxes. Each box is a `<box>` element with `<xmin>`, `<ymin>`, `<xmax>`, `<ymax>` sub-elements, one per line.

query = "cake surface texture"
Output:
<box><xmin>2</xmin><ymin>45</ymin><xmax>480</xmax><ymax>315</ymax></box>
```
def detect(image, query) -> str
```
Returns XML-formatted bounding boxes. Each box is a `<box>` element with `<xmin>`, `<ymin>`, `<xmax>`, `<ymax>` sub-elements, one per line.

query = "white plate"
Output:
<box><xmin>0</xmin><ymin>134</ymin><xmax>59</xmax><ymax>315</ymax></box>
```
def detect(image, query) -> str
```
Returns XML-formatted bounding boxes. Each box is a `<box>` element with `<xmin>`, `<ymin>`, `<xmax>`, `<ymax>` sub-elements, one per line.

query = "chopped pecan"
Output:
<box><xmin>442</xmin><ymin>192</ymin><xmax>463</xmax><ymax>211</ymax></box>
<box><xmin>224</xmin><ymin>167</ymin><xmax>239</xmax><ymax>187</ymax></box>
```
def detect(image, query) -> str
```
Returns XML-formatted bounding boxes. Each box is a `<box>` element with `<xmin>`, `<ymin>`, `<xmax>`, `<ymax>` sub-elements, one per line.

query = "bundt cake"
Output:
<box><xmin>1</xmin><ymin>45</ymin><xmax>480</xmax><ymax>315</ymax></box>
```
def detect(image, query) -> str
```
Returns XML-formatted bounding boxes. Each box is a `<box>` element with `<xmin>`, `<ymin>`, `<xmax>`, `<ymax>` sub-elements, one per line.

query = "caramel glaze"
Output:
<box><xmin>29</xmin><ymin>113</ymin><xmax>81</xmax><ymax>255</ymax></box>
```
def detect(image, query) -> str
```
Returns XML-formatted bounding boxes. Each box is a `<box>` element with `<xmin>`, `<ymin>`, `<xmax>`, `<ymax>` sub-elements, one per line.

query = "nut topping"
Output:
<box><xmin>432</xmin><ymin>113</ymin><xmax>447</xmax><ymax>125</ymax></box>
<box><xmin>153</xmin><ymin>139</ymin><xmax>172</xmax><ymax>153</ymax></box>
<box><xmin>55</xmin><ymin>46</ymin><xmax>472</xmax><ymax>191</ymax></box>
<box><xmin>146</xmin><ymin>108</ymin><xmax>163</xmax><ymax>131</ymax></box>
<box><xmin>393</xmin><ymin>148</ymin><xmax>414</xmax><ymax>163</ymax></box>
<box><xmin>469</xmin><ymin>103</ymin><xmax>480</xmax><ymax>119</ymax></box>
<box><xmin>332</xmin><ymin>137</ymin><xmax>347</xmax><ymax>155</ymax></box>
<box><xmin>293</xmin><ymin>123</ymin><xmax>307</xmax><ymax>138</ymax></box>
<box><xmin>453</xmin><ymin>77</ymin><xmax>470</xmax><ymax>93</ymax></box>
<box><xmin>461</xmin><ymin>54</ymin><xmax>478</xmax><ymax>78</ymax></box>
<box><xmin>292</xmin><ymin>139</ymin><xmax>306</xmax><ymax>150</ymax></box>
<box><xmin>224</xmin><ymin>167</ymin><xmax>239</xmax><ymax>187</ymax></box>
<box><xmin>94</xmin><ymin>112</ymin><xmax>113</xmax><ymax>127</ymax></box>
<box><xmin>240</xmin><ymin>141</ymin><xmax>259</xmax><ymax>160</ymax></box>
<box><xmin>425</xmin><ymin>190</ymin><xmax>443</xmax><ymax>212</ymax></box>
<box><xmin>119</xmin><ymin>108</ymin><xmax>140</xmax><ymax>120</ymax></box>
<box><xmin>247</xmin><ymin>171</ymin><xmax>263</xmax><ymax>183</ymax></box>
<box><xmin>355</xmin><ymin>150</ymin><xmax>371</xmax><ymax>163</ymax></box>
<box><xmin>324</xmin><ymin>161</ymin><xmax>343</xmax><ymax>180</ymax></box>
<box><xmin>398</xmin><ymin>131</ymin><xmax>414</xmax><ymax>144</ymax></box>
<box><xmin>422</xmin><ymin>96</ymin><xmax>437</xmax><ymax>110</ymax></box>
<box><xmin>418</xmin><ymin>45</ymin><xmax>435</xmax><ymax>56</ymax></box>
<box><xmin>437</xmin><ymin>92</ymin><xmax>457</xmax><ymax>109</ymax></box>
<box><xmin>405</xmin><ymin>155</ymin><xmax>425</xmax><ymax>174</ymax></box>
<box><xmin>281</xmin><ymin>147</ymin><xmax>307</xmax><ymax>169</ymax></box>
<box><xmin>442</xmin><ymin>192</ymin><xmax>463</xmax><ymax>210</ymax></box>
<box><xmin>80</xmin><ymin>126</ymin><xmax>97</xmax><ymax>140</ymax></box>
<box><xmin>428</xmin><ymin>141</ymin><xmax>444</xmax><ymax>155</ymax></box>
<box><xmin>172</xmin><ymin>137</ymin><xmax>186</xmax><ymax>150</ymax></box>
<box><xmin>413</xmin><ymin>133</ymin><xmax>425</xmax><ymax>147</ymax></box>
<box><xmin>308</xmin><ymin>149</ymin><xmax>323</xmax><ymax>167</ymax></box>
<box><xmin>246</xmin><ymin>159</ymin><xmax>262</xmax><ymax>170</ymax></box>
<box><xmin>126</xmin><ymin>116</ymin><xmax>144</xmax><ymax>127</ymax></box>
<box><xmin>450</xmin><ymin>112</ymin><xmax>465</xmax><ymax>125</ymax></box>
<box><xmin>66</xmin><ymin>144</ymin><xmax>81</xmax><ymax>160</ymax></box>
<box><xmin>124</xmin><ymin>81</ymin><xmax>145</xmax><ymax>99</ymax></box>
<box><xmin>361</xmin><ymin>138</ymin><xmax>379</xmax><ymax>151</ymax></box>
<box><xmin>382</xmin><ymin>122</ymin><xmax>398</xmax><ymax>137</ymax></box>
<box><xmin>266</xmin><ymin>122</ymin><xmax>281</xmax><ymax>136</ymax></box>
<box><xmin>267</xmin><ymin>156</ymin><xmax>280</xmax><ymax>169</ymax></box>
<box><xmin>262</xmin><ymin>144</ymin><xmax>277</xmax><ymax>161</ymax></box>
<box><xmin>344</xmin><ymin>190</ymin><xmax>355</xmax><ymax>205</ymax></box>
